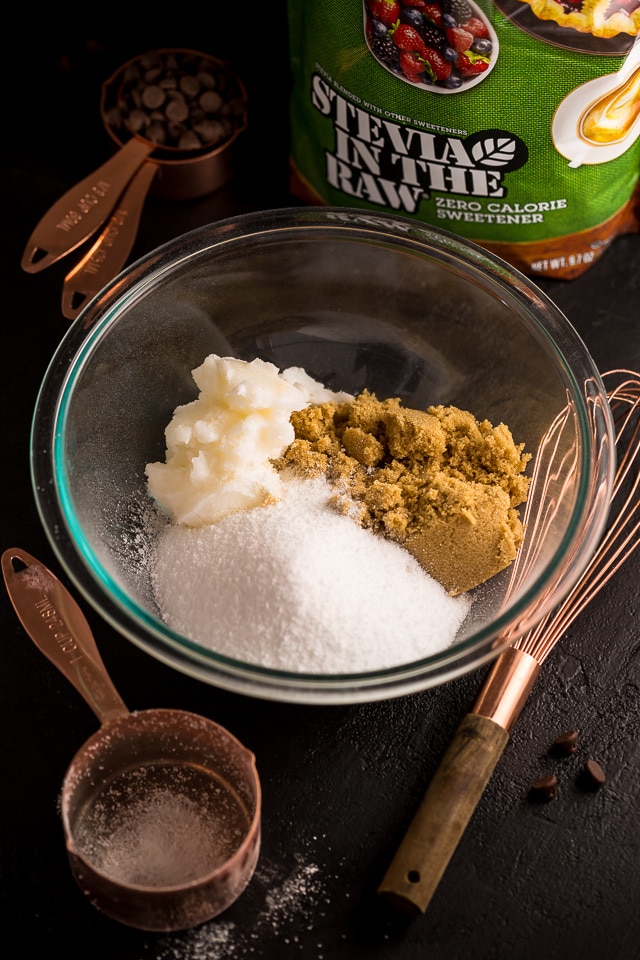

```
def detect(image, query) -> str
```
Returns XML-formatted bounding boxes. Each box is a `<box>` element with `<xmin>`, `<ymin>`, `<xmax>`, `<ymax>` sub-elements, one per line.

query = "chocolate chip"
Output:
<box><xmin>126</xmin><ymin>108</ymin><xmax>149</xmax><ymax>134</ymax></box>
<box><xmin>551</xmin><ymin>728</ymin><xmax>579</xmax><ymax>757</ymax></box>
<box><xmin>200</xmin><ymin>90</ymin><xmax>223</xmax><ymax>113</ymax></box>
<box><xmin>197</xmin><ymin>70</ymin><xmax>217</xmax><ymax>90</ymax></box>
<box><xmin>581</xmin><ymin>758</ymin><xmax>606</xmax><ymax>790</ymax></box>
<box><xmin>193</xmin><ymin>119</ymin><xmax>225</xmax><ymax>144</ymax></box>
<box><xmin>143</xmin><ymin>66</ymin><xmax>163</xmax><ymax>84</ymax></box>
<box><xmin>529</xmin><ymin>773</ymin><xmax>558</xmax><ymax>802</ymax></box>
<box><xmin>178</xmin><ymin>130</ymin><xmax>202</xmax><ymax>151</ymax></box>
<box><xmin>141</xmin><ymin>84</ymin><xmax>166</xmax><ymax>110</ymax></box>
<box><xmin>165</xmin><ymin>95</ymin><xmax>190</xmax><ymax>124</ymax></box>
<box><xmin>179</xmin><ymin>74</ymin><xmax>201</xmax><ymax>97</ymax></box>
<box><xmin>145</xmin><ymin>121</ymin><xmax>167</xmax><ymax>145</ymax></box>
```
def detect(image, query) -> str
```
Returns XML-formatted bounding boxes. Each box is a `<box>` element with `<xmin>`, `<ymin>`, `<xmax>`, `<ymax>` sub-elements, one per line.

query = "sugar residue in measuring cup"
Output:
<box><xmin>72</xmin><ymin>761</ymin><xmax>251</xmax><ymax>886</ymax></box>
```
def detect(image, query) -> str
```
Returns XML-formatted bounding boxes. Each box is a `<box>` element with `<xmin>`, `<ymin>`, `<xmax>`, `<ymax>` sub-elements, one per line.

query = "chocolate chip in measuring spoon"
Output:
<box><xmin>146</xmin><ymin>121</ymin><xmax>167</xmax><ymax>145</ymax></box>
<box><xmin>180</xmin><ymin>74</ymin><xmax>201</xmax><ymax>98</ymax></box>
<box><xmin>125</xmin><ymin>109</ymin><xmax>149</xmax><ymax>134</ymax></box>
<box><xmin>141</xmin><ymin>85</ymin><xmax>166</xmax><ymax>110</ymax></box>
<box><xmin>178</xmin><ymin>131</ymin><xmax>203</xmax><ymax>151</ymax></box>
<box><xmin>200</xmin><ymin>90</ymin><xmax>223</xmax><ymax>113</ymax></box>
<box><xmin>165</xmin><ymin>95</ymin><xmax>190</xmax><ymax>124</ymax></box>
<box><xmin>107</xmin><ymin>49</ymin><xmax>246</xmax><ymax>153</ymax></box>
<box><xmin>193</xmin><ymin>119</ymin><xmax>225</xmax><ymax>144</ymax></box>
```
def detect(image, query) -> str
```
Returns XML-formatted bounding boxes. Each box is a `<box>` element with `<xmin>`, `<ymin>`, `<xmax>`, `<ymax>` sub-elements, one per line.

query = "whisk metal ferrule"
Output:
<box><xmin>472</xmin><ymin>647</ymin><xmax>541</xmax><ymax>733</ymax></box>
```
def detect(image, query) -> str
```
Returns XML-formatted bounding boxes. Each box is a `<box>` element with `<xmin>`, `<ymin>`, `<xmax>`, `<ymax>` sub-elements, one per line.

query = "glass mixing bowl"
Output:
<box><xmin>31</xmin><ymin>207</ymin><xmax>615</xmax><ymax>704</ymax></box>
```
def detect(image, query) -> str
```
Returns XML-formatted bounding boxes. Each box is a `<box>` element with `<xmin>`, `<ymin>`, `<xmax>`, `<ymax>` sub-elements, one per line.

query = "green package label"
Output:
<box><xmin>286</xmin><ymin>0</ymin><xmax>640</xmax><ymax>278</ymax></box>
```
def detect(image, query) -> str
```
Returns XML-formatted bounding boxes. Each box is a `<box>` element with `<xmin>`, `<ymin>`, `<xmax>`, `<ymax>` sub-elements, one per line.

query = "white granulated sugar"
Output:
<box><xmin>152</xmin><ymin>476</ymin><xmax>470</xmax><ymax>673</ymax></box>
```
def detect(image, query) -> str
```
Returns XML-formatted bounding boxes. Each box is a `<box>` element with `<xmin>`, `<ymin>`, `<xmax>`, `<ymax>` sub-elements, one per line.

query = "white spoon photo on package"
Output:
<box><xmin>552</xmin><ymin>36</ymin><xmax>640</xmax><ymax>168</ymax></box>
<box><xmin>1</xmin><ymin>547</ymin><xmax>261</xmax><ymax>933</ymax></box>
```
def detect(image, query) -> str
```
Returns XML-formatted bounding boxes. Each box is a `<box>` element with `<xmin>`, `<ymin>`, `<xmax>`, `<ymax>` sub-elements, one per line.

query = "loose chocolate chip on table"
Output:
<box><xmin>551</xmin><ymin>728</ymin><xmax>579</xmax><ymax>757</ymax></box>
<box><xmin>529</xmin><ymin>773</ymin><xmax>558</xmax><ymax>802</ymax></box>
<box><xmin>581</xmin><ymin>758</ymin><xmax>606</xmax><ymax>789</ymax></box>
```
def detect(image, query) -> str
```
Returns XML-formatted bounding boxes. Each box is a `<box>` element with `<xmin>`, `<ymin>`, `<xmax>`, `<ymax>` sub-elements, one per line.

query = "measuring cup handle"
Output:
<box><xmin>61</xmin><ymin>159</ymin><xmax>158</xmax><ymax>321</ymax></box>
<box><xmin>21</xmin><ymin>137</ymin><xmax>152</xmax><ymax>274</ymax></box>
<box><xmin>2</xmin><ymin>548</ymin><xmax>129</xmax><ymax>726</ymax></box>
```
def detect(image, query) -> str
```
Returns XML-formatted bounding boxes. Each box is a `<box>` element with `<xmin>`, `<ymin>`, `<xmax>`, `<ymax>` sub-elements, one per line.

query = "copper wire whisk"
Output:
<box><xmin>514</xmin><ymin>370</ymin><xmax>639</xmax><ymax>663</ymax></box>
<box><xmin>378</xmin><ymin>369</ymin><xmax>640</xmax><ymax>916</ymax></box>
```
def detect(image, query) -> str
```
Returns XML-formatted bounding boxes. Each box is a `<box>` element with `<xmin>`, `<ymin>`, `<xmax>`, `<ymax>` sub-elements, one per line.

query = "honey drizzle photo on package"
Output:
<box><xmin>286</xmin><ymin>0</ymin><xmax>640</xmax><ymax>279</ymax></box>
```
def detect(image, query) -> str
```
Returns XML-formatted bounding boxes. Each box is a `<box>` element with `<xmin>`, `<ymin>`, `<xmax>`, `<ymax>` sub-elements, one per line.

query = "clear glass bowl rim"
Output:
<box><xmin>30</xmin><ymin>206</ymin><xmax>616</xmax><ymax>704</ymax></box>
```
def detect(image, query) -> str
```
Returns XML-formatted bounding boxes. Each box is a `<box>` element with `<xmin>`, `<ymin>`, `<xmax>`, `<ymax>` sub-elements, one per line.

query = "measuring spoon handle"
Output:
<box><xmin>2</xmin><ymin>548</ymin><xmax>129</xmax><ymax>726</ymax></box>
<box><xmin>61</xmin><ymin>159</ymin><xmax>158</xmax><ymax>320</ymax></box>
<box><xmin>21</xmin><ymin>137</ymin><xmax>152</xmax><ymax>273</ymax></box>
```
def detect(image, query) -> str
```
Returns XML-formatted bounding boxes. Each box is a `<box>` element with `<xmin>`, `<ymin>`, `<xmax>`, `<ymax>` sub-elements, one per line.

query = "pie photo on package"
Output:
<box><xmin>518</xmin><ymin>0</ymin><xmax>640</xmax><ymax>41</ymax></box>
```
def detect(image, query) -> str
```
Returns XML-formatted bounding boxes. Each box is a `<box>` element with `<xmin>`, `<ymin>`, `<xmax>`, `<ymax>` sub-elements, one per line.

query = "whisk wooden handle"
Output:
<box><xmin>378</xmin><ymin>713</ymin><xmax>508</xmax><ymax>916</ymax></box>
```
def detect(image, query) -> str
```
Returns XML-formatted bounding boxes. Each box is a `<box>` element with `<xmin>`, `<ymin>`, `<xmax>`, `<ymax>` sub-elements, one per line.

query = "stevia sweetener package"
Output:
<box><xmin>286</xmin><ymin>0</ymin><xmax>640</xmax><ymax>279</ymax></box>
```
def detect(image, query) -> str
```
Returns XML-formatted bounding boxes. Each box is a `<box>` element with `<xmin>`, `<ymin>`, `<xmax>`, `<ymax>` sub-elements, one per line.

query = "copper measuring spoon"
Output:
<box><xmin>20</xmin><ymin>136</ymin><xmax>154</xmax><ymax>274</ymax></box>
<box><xmin>21</xmin><ymin>48</ymin><xmax>248</xmax><ymax>321</ymax></box>
<box><xmin>2</xmin><ymin>547</ymin><xmax>261</xmax><ymax>932</ymax></box>
<box><xmin>60</xmin><ymin>159</ymin><xmax>159</xmax><ymax>320</ymax></box>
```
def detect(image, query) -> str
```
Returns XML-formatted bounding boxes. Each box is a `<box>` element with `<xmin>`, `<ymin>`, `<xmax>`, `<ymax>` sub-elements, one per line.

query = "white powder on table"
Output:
<box><xmin>151</xmin><ymin>476</ymin><xmax>470</xmax><ymax>673</ymax></box>
<box><xmin>151</xmin><ymin>846</ymin><xmax>329</xmax><ymax>959</ymax></box>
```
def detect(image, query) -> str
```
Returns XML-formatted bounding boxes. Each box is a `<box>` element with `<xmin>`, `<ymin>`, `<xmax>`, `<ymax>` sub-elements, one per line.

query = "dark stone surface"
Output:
<box><xmin>1</xmin><ymin>13</ymin><xmax>639</xmax><ymax>960</ymax></box>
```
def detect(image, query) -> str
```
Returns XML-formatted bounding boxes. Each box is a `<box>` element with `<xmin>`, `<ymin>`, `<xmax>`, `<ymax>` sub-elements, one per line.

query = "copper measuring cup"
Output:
<box><xmin>20</xmin><ymin>48</ymin><xmax>248</xmax><ymax>321</ymax></box>
<box><xmin>2</xmin><ymin>548</ymin><xmax>261</xmax><ymax>932</ymax></box>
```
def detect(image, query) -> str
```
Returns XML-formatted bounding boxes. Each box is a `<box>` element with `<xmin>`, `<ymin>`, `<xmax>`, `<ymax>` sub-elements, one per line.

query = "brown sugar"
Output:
<box><xmin>274</xmin><ymin>391</ymin><xmax>531</xmax><ymax>595</ymax></box>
